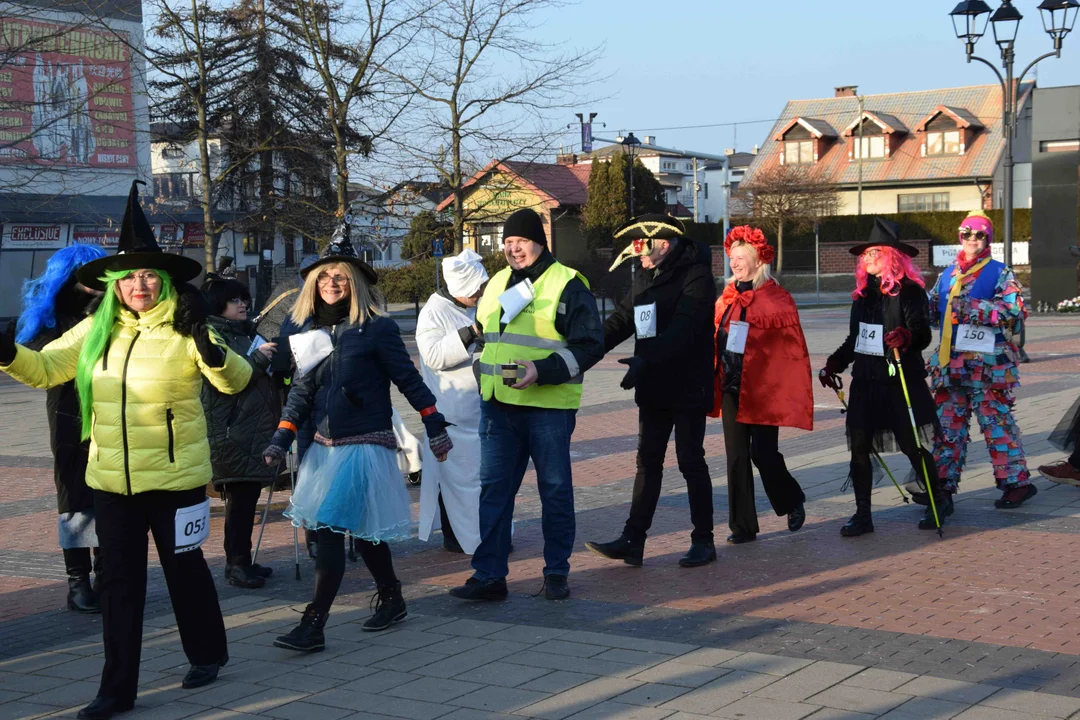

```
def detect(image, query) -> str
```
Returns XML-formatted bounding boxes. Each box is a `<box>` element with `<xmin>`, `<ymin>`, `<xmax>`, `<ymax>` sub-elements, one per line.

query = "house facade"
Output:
<box><xmin>744</xmin><ymin>84</ymin><xmax>1033</xmax><ymax>217</ymax></box>
<box><xmin>348</xmin><ymin>181</ymin><xmax>448</xmax><ymax>268</ymax></box>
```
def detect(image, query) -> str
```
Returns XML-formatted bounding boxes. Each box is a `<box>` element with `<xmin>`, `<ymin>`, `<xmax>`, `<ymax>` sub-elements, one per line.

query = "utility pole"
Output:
<box><xmin>722</xmin><ymin>158</ymin><xmax>731</xmax><ymax>280</ymax></box>
<box><xmin>692</xmin><ymin>157</ymin><xmax>700</xmax><ymax>223</ymax></box>
<box><xmin>856</xmin><ymin>93</ymin><xmax>864</xmax><ymax>218</ymax></box>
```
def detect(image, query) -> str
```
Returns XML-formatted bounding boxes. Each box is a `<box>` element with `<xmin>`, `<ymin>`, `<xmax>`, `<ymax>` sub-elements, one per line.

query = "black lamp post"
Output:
<box><xmin>949</xmin><ymin>0</ymin><xmax>1078</xmax><ymax>266</ymax></box>
<box><xmin>620</xmin><ymin>132</ymin><xmax>642</xmax><ymax>217</ymax></box>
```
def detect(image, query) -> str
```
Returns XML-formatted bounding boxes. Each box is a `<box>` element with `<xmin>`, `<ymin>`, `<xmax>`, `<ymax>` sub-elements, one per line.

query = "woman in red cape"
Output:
<box><xmin>711</xmin><ymin>226</ymin><xmax>813</xmax><ymax>543</ymax></box>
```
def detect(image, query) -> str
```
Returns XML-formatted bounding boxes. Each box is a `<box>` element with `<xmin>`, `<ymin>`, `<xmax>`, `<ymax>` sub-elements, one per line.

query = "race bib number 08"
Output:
<box><xmin>855</xmin><ymin>322</ymin><xmax>884</xmax><ymax>356</ymax></box>
<box><xmin>174</xmin><ymin>499</ymin><xmax>210</xmax><ymax>554</ymax></box>
<box><xmin>954</xmin><ymin>324</ymin><xmax>995</xmax><ymax>354</ymax></box>
<box><xmin>634</xmin><ymin>303</ymin><xmax>657</xmax><ymax>339</ymax></box>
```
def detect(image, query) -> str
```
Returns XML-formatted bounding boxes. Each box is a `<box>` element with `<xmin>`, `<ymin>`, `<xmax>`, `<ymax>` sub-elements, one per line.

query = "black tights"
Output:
<box><xmin>849</xmin><ymin>428</ymin><xmax>937</xmax><ymax>500</ymax></box>
<box><xmin>312</xmin><ymin>528</ymin><xmax>397</xmax><ymax>613</ymax></box>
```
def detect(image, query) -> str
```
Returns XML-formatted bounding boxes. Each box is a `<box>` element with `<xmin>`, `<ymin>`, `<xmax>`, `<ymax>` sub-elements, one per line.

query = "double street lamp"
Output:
<box><xmin>948</xmin><ymin>0</ymin><xmax>1078</xmax><ymax>266</ymax></box>
<box><xmin>620</xmin><ymin>132</ymin><xmax>642</xmax><ymax>216</ymax></box>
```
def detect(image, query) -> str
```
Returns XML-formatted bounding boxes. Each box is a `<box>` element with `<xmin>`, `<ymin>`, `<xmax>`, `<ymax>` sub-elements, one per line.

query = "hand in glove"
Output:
<box><xmin>422</xmin><ymin>410</ymin><xmax>453</xmax><ymax>462</ymax></box>
<box><xmin>192</xmin><ymin>322</ymin><xmax>226</xmax><ymax>368</ymax></box>
<box><xmin>884</xmin><ymin>327</ymin><xmax>912</xmax><ymax>351</ymax></box>
<box><xmin>0</xmin><ymin>319</ymin><xmax>16</xmax><ymax>366</ymax></box>
<box><xmin>818</xmin><ymin>357</ymin><xmax>842</xmax><ymax>391</ymax></box>
<box><xmin>262</xmin><ymin>426</ymin><xmax>296</xmax><ymax>466</ymax></box>
<box><xmin>618</xmin><ymin>356</ymin><xmax>644</xmax><ymax>390</ymax></box>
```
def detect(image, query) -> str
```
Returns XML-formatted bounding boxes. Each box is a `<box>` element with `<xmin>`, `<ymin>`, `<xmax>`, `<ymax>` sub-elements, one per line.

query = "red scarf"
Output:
<box><xmin>957</xmin><ymin>245</ymin><xmax>991</xmax><ymax>273</ymax></box>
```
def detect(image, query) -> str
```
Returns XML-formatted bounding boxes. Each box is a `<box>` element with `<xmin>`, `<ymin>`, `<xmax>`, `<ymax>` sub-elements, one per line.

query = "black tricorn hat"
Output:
<box><xmin>300</xmin><ymin>223</ymin><xmax>378</xmax><ymax>285</ymax></box>
<box><xmin>613</xmin><ymin>213</ymin><xmax>685</xmax><ymax>241</ymax></box>
<box><xmin>849</xmin><ymin>217</ymin><xmax>919</xmax><ymax>258</ymax></box>
<box><xmin>77</xmin><ymin>180</ymin><xmax>203</xmax><ymax>290</ymax></box>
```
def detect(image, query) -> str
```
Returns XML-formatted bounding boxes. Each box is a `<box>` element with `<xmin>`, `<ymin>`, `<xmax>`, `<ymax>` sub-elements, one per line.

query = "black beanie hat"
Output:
<box><xmin>502</xmin><ymin>208</ymin><xmax>547</xmax><ymax>246</ymax></box>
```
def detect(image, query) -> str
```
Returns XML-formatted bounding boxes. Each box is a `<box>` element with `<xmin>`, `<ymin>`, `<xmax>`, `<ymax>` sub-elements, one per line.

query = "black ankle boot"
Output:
<box><xmin>225</xmin><ymin>557</ymin><xmax>266</xmax><ymax>589</ymax></box>
<box><xmin>64</xmin><ymin>549</ymin><xmax>100</xmax><ymax>613</ymax></box>
<box><xmin>585</xmin><ymin>535</ymin><xmax>644</xmax><ymax>567</ymax></box>
<box><xmin>841</xmin><ymin>497</ymin><xmax>874</xmax><ymax>537</ymax></box>
<box><xmin>273</xmin><ymin>604</ymin><xmax>328</xmax><ymax>652</ymax></box>
<box><xmin>363</xmin><ymin>581</ymin><xmax>407</xmax><ymax>632</ymax></box>
<box><xmin>918</xmin><ymin>493</ymin><xmax>954</xmax><ymax>530</ymax></box>
<box><xmin>77</xmin><ymin>696</ymin><xmax>134</xmax><ymax>719</ymax></box>
<box><xmin>678</xmin><ymin>541</ymin><xmax>717</xmax><ymax>568</ymax></box>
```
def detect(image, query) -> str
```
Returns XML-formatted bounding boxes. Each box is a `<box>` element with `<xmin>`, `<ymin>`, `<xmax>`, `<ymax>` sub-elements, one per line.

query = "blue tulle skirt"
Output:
<box><xmin>284</xmin><ymin>442</ymin><xmax>411</xmax><ymax>542</ymax></box>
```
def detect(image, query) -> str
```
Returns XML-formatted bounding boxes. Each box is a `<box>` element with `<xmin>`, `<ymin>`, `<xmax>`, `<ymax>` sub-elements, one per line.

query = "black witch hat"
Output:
<box><xmin>77</xmin><ymin>180</ymin><xmax>203</xmax><ymax>290</ymax></box>
<box><xmin>849</xmin><ymin>217</ymin><xmax>919</xmax><ymax>258</ymax></box>
<box><xmin>300</xmin><ymin>222</ymin><xmax>378</xmax><ymax>285</ymax></box>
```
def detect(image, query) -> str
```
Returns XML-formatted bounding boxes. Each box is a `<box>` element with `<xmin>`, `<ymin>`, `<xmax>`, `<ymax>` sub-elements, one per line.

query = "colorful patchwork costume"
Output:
<box><xmin>928</xmin><ymin>212</ymin><xmax>1031</xmax><ymax>499</ymax></box>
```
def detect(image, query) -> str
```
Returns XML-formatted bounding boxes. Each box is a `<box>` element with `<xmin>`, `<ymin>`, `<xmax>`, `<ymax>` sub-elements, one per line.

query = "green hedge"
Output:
<box><xmin>378</xmin><ymin>252</ymin><xmax>509</xmax><ymax>303</ymax></box>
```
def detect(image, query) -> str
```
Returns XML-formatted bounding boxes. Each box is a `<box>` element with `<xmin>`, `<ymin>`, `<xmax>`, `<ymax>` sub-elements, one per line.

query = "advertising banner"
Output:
<box><xmin>0</xmin><ymin>17</ymin><xmax>135</xmax><ymax>168</ymax></box>
<box><xmin>182</xmin><ymin>222</ymin><xmax>204</xmax><ymax>247</ymax></box>
<box><xmin>932</xmin><ymin>241</ymin><xmax>1030</xmax><ymax>267</ymax></box>
<box><xmin>1</xmin><ymin>223</ymin><xmax>64</xmax><ymax>249</ymax></box>
<box><xmin>72</xmin><ymin>224</ymin><xmax>119</xmax><ymax>247</ymax></box>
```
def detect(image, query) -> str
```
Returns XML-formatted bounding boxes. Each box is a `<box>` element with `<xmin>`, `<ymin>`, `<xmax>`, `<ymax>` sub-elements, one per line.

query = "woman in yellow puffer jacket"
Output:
<box><xmin>0</xmin><ymin>182</ymin><xmax>252</xmax><ymax>720</ymax></box>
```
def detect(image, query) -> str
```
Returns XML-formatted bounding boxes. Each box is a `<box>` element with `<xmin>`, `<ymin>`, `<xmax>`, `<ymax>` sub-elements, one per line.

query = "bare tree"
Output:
<box><xmin>742</xmin><ymin>163</ymin><xmax>840</xmax><ymax>274</ymax></box>
<box><xmin>391</xmin><ymin>0</ymin><xmax>603</xmax><ymax>252</ymax></box>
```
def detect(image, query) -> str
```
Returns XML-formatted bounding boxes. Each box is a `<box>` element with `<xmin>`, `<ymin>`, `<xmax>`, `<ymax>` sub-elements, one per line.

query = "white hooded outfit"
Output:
<box><xmin>416</xmin><ymin>250</ymin><xmax>488</xmax><ymax>552</ymax></box>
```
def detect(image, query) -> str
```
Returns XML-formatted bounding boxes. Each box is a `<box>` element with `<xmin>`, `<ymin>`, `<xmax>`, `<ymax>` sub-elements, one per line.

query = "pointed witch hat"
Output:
<box><xmin>300</xmin><ymin>222</ymin><xmax>378</xmax><ymax>284</ymax></box>
<box><xmin>849</xmin><ymin>217</ymin><xmax>919</xmax><ymax>258</ymax></box>
<box><xmin>77</xmin><ymin>180</ymin><xmax>203</xmax><ymax>290</ymax></box>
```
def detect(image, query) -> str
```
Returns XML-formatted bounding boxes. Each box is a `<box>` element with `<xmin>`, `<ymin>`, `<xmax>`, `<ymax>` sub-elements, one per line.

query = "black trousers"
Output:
<box><xmin>93</xmin><ymin>487</ymin><xmax>226</xmax><ymax>704</ymax></box>
<box><xmin>721</xmin><ymin>392</ymin><xmax>805</xmax><ymax>537</ymax></box>
<box><xmin>312</xmin><ymin>528</ymin><xmax>397</xmax><ymax>613</ymax></box>
<box><xmin>849</xmin><ymin>427</ymin><xmax>937</xmax><ymax>500</ymax></box>
<box><xmin>222</xmin><ymin>482</ymin><xmax>262</xmax><ymax>563</ymax></box>
<box><xmin>438</xmin><ymin>493</ymin><xmax>459</xmax><ymax>547</ymax></box>
<box><xmin>623</xmin><ymin>407</ymin><xmax>713</xmax><ymax>544</ymax></box>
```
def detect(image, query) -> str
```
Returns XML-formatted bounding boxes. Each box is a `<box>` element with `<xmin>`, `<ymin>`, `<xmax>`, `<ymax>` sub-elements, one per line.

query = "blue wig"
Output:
<box><xmin>16</xmin><ymin>244</ymin><xmax>107</xmax><ymax>344</ymax></box>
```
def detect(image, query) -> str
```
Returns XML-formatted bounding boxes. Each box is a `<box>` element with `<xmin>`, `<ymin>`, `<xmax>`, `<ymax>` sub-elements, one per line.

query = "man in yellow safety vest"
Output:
<box><xmin>448</xmin><ymin>208</ymin><xmax>604</xmax><ymax>601</ymax></box>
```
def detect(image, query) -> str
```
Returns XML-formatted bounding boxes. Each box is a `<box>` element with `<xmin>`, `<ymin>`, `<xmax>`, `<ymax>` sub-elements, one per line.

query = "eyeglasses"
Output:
<box><xmin>227</xmin><ymin>297</ymin><xmax>247</xmax><ymax>306</ymax></box>
<box><xmin>862</xmin><ymin>249</ymin><xmax>882</xmax><ymax>259</ymax></box>
<box><xmin>317</xmin><ymin>274</ymin><xmax>350</xmax><ymax>287</ymax></box>
<box><xmin>958</xmin><ymin>229</ymin><xmax>988</xmax><ymax>241</ymax></box>
<box><xmin>118</xmin><ymin>271</ymin><xmax>161</xmax><ymax>286</ymax></box>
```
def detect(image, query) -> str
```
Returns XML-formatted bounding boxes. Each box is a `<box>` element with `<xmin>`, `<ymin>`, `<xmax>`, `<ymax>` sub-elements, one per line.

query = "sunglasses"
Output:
<box><xmin>958</xmin><ymin>229</ymin><xmax>988</xmax><ymax>241</ymax></box>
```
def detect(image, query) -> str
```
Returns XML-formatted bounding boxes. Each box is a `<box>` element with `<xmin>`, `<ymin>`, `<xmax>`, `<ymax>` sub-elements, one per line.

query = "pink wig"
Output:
<box><xmin>852</xmin><ymin>245</ymin><xmax>925</xmax><ymax>299</ymax></box>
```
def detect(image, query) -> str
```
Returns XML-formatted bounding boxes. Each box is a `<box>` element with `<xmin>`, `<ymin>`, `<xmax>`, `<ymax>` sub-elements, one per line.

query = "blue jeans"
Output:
<box><xmin>471</xmin><ymin>401</ymin><xmax>577</xmax><ymax>581</ymax></box>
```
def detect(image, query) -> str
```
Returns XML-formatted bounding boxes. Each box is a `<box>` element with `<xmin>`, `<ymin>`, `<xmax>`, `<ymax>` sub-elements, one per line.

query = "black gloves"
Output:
<box><xmin>618</xmin><ymin>356</ymin><xmax>644</xmax><ymax>390</ymax></box>
<box><xmin>0</xmin><ymin>320</ymin><xmax>16</xmax><ymax>366</ymax></box>
<box><xmin>192</xmin><ymin>323</ymin><xmax>226</xmax><ymax>368</ymax></box>
<box><xmin>262</xmin><ymin>426</ymin><xmax>296</xmax><ymax>465</ymax></box>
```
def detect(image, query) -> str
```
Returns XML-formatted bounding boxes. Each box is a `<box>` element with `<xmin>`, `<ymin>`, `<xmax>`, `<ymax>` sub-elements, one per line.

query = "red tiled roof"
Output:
<box><xmin>914</xmin><ymin>104</ymin><xmax>984</xmax><ymax>132</ymax></box>
<box><xmin>842</xmin><ymin>110</ymin><xmax>908</xmax><ymax>136</ymax></box>
<box><xmin>774</xmin><ymin>117</ymin><xmax>837</xmax><ymax>140</ymax></box>
<box><xmin>744</xmin><ymin>83</ymin><xmax>1032</xmax><ymax>189</ymax></box>
<box><xmin>436</xmin><ymin>159</ymin><xmax>589</xmax><ymax>212</ymax></box>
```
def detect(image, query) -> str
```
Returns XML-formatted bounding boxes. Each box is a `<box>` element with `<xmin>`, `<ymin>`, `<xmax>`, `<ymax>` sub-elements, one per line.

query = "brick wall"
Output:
<box><xmin>711</xmin><ymin>246</ymin><xmax>725</xmax><ymax>277</ymax></box>
<box><xmin>818</xmin><ymin>240</ymin><xmax>931</xmax><ymax>273</ymax></box>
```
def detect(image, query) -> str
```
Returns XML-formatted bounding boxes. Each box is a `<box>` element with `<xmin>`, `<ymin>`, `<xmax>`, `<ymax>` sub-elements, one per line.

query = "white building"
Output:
<box><xmin>348</xmin><ymin>182</ymin><xmax>448</xmax><ymax>268</ymax></box>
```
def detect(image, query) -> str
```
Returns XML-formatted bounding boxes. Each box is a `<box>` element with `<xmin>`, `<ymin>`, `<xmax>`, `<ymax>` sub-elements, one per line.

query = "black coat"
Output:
<box><xmin>26</xmin><ymin>287</ymin><xmax>97</xmax><ymax>514</ymax></box>
<box><xmin>603</xmin><ymin>238</ymin><xmax>717</xmax><ymax>411</ymax></box>
<box><xmin>201</xmin><ymin>316</ymin><xmax>281</xmax><ymax>486</ymax></box>
<box><xmin>281</xmin><ymin>315</ymin><xmax>437</xmax><ymax>439</ymax></box>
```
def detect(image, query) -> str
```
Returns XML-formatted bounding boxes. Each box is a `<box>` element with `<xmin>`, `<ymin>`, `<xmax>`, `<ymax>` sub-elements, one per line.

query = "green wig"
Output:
<box><xmin>75</xmin><ymin>269</ymin><xmax>175</xmax><ymax>441</ymax></box>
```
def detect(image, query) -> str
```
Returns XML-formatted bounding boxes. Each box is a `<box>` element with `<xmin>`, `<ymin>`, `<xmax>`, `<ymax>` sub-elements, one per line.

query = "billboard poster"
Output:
<box><xmin>156</xmin><ymin>223</ymin><xmax>181</xmax><ymax>246</ymax></box>
<box><xmin>71</xmin><ymin>224</ymin><xmax>119</xmax><ymax>247</ymax></box>
<box><xmin>932</xmin><ymin>241</ymin><xmax>1029</xmax><ymax>267</ymax></box>
<box><xmin>0</xmin><ymin>18</ymin><xmax>135</xmax><ymax>168</ymax></box>
<box><xmin>182</xmin><ymin>222</ymin><xmax>204</xmax><ymax>247</ymax></box>
<box><xmin>1</xmin><ymin>223</ymin><xmax>65</xmax><ymax>249</ymax></box>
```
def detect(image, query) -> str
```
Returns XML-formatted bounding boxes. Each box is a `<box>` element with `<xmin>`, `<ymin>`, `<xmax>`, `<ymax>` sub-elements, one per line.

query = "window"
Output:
<box><xmin>853</xmin><ymin>136</ymin><xmax>886</xmax><ymax>159</ymax></box>
<box><xmin>927</xmin><ymin>130</ymin><xmax>961</xmax><ymax>155</ymax></box>
<box><xmin>704</xmin><ymin>183</ymin><xmax>708</xmax><ymax>199</ymax></box>
<box><xmin>242</xmin><ymin>235</ymin><xmax>258</xmax><ymax>254</ymax></box>
<box><xmin>898</xmin><ymin>192</ymin><xmax>950</xmax><ymax>213</ymax></box>
<box><xmin>704</xmin><ymin>215</ymin><xmax>710</xmax><ymax>223</ymax></box>
<box><xmin>160</xmin><ymin>145</ymin><xmax>184</xmax><ymax>159</ymax></box>
<box><xmin>784</xmin><ymin>140</ymin><xmax>814</xmax><ymax>164</ymax></box>
<box><xmin>1040</xmin><ymin>139</ymin><xmax>1080</xmax><ymax>153</ymax></box>
<box><xmin>152</xmin><ymin>173</ymin><xmax>195</xmax><ymax>200</ymax></box>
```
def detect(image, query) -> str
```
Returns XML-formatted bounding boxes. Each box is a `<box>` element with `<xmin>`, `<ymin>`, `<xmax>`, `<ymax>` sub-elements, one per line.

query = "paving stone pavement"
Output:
<box><xmin>3</xmin><ymin>309</ymin><xmax>1080</xmax><ymax>719</ymax></box>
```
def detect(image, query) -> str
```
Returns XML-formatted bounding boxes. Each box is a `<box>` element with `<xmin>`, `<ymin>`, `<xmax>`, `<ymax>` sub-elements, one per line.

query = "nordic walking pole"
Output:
<box><xmin>829</xmin><ymin>383</ymin><xmax>908</xmax><ymax>503</ymax></box>
<box><xmin>251</xmin><ymin>483</ymin><xmax>276</xmax><ymax>564</ymax></box>
<box><xmin>289</xmin><ymin>441</ymin><xmax>301</xmax><ymax>580</ymax></box>
<box><xmin>891</xmin><ymin>348</ymin><xmax>943</xmax><ymax>537</ymax></box>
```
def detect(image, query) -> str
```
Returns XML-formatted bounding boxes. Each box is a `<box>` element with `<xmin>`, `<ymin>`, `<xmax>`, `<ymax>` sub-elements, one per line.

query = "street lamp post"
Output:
<box><xmin>948</xmin><ymin>0</ymin><xmax>1078</xmax><ymax>267</ymax></box>
<box><xmin>620</xmin><ymin>132</ymin><xmax>643</xmax><ymax>287</ymax></box>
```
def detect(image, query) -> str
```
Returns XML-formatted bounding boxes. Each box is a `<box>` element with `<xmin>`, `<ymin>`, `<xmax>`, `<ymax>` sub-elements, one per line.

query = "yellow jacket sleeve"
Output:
<box><xmin>0</xmin><ymin>317</ymin><xmax>91</xmax><ymax>389</ymax></box>
<box><xmin>193</xmin><ymin>340</ymin><xmax>253</xmax><ymax>395</ymax></box>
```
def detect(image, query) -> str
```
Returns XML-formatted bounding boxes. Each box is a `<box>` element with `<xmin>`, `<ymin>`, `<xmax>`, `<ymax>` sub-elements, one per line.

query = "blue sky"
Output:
<box><xmin>534</xmin><ymin>0</ymin><xmax>1080</xmax><ymax>156</ymax></box>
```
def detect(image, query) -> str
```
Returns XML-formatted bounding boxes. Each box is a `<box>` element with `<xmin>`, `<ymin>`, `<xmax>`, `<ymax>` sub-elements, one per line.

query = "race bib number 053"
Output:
<box><xmin>174</xmin><ymin>499</ymin><xmax>210</xmax><ymax>554</ymax></box>
<box><xmin>954</xmin><ymin>324</ymin><xmax>996</xmax><ymax>354</ymax></box>
<box><xmin>855</xmin><ymin>322</ymin><xmax>884</xmax><ymax>356</ymax></box>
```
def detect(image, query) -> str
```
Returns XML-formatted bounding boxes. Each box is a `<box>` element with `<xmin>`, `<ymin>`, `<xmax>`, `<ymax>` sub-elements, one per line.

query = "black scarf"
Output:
<box><xmin>313</xmin><ymin>298</ymin><xmax>351</xmax><ymax>328</ymax></box>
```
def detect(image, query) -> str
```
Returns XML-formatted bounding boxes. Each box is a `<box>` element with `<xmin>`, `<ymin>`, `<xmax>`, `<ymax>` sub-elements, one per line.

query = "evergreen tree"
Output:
<box><xmin>582</xmin><ymin>152</ymin><xmax>665</xmax><ymax>250</ymax></box>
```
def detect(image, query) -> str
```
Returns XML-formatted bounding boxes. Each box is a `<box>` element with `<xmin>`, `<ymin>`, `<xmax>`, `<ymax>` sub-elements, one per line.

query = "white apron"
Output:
<box><xmin>415</xmin><ymin>292</ymin><xmax>483</xmax><ymax>553</ymax></box>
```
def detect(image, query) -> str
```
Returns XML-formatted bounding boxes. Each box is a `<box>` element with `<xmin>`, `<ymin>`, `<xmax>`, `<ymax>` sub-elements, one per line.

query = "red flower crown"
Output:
<box><xmin>724</xmin><ymin>225</ymin><xmax>775</xmax><ymax>265</ymax></box>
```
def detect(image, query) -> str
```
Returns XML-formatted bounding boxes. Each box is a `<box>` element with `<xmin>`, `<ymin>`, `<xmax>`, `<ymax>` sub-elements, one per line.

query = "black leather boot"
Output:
<box><xmin>585</xmin><ymin>535</ymin><xmax>644</xmax><ymax>567</ymax></box>
<box><xmin>679</xmin><ymin>541</ymin><xmax>717</xmax><ymax>567</ymax></box>
<box><xmin>64</xmin><ymin>549</ymin><xmax>100</xmax><ymax>613</ymax></box>
<box><xmin>181</xmin><ymin>653</ymin><xmax>227</xmax><ymax>689</ymax></box>
<box><xmin>225</xmin><ymin>558</ymin><xmax>266</xmax><ymax>589</ymax></box>
<box><xmin>363</xmin><ymin>581</ymin><xmax>408</xmax><ymax>632</ymax></box>
<box><xmin>841</xmin><ymin>497</ymin><xmax>874</xmax><ymax>537</ymax></box>
<box><xmin>918</xmin><ymin>493</ymin><xmax>954</xmax><ymax>530</ymax></box>
<box><xmin>77</xmin><ymin>696</ymin><xmax>134</xmax><ymax>719</ymax></box>
<box><xmin>274</xmin><ymin>604</ymin><xmax>328</xmax><ymax>652</ymax></box>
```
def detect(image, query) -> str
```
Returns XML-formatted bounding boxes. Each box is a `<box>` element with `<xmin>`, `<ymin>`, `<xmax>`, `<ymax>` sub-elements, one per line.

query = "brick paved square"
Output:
<box><xmin>713</xmin><ymin>695</ymin><xmax>822</xmax><ymax>720</ymax></box>
<box><xmin>449</xmin><ymin>685</ymin><xmax>550</xmax><ymax>713</ymax></box>
<box><xmin>610</xmin><ymin>682</ymin><xmax>689</xmax><ymax>707</ymax></box>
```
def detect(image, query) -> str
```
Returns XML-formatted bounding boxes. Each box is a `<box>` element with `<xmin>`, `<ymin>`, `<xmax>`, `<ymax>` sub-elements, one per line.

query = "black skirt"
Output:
<box><xmin>845</xmin><ymin>374</ymin><xmax>939</xmax><ymax>453</ymax></box>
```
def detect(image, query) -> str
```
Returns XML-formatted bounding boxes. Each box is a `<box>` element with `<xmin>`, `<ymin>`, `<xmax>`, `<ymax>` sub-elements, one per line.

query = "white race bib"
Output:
<box><xmin>498</xmin><ymin>279</ymin><xmax>535</xmax><ymax>324</ymax></box>
<box><xmin>726</xmin><ymin>320</ymin><xmax>749</xmax><ymax>354</ymax></box>
<box><xmin>855</xmin><ymin>322</ymin><xmax>884</xmax><ymax>356</ymax></box>
<box><xmin>290</xmin><ymin>329</ymin><xmax>334</xmax><ymax>378</ymax></box>
<box><xmin>174</xmin><ymin>499</ymin><xmax>210</xmax><ymax>554</ymax></box>
<box><xmin>955</xmin><ymin>324</ymin><xmax>996</xmax><ymax>354</ymax></box>
<box><xmin>634</xmin><ymin>303</ymin><xmax>657</xmax><ymax>339</ymax></box>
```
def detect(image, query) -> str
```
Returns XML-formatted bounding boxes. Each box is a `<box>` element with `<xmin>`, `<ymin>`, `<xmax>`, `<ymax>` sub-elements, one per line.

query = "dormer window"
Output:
<box><xmin>774</xmin><ymin>117</ymin><xmax>836</xmax><ymax>166</ymax></box>
<box><xmin>784</xmin><ymin>140</ymin><xmax>815</xmax><ymax>164</ymax></box>
<box><xmin>914</xmin><ymin>105</ymin><xmax>982</xmax><ymax>157</ymax></box>
<box><xmin>926</xmin><ymin>130</ymin><xmax>962</xmax><ymax>156</ymax></box>
<box><xmin>843</xmin><ymin>111</ymin><xmax>907</xmax><ymax>162</ymax></box>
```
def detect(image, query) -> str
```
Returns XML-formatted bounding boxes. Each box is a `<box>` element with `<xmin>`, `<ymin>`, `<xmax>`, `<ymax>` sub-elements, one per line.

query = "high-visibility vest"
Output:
<box><xmin>476</xmin><ymin>262</ymin><xmax>587</xmax><ymax>410</ymax></box>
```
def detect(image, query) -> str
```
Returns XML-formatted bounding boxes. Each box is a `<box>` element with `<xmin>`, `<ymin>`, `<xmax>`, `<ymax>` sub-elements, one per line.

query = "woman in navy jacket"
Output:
<box><xmin>264</xmin><ymin>235</ymin><xmax>452</xmax><ymax>651</ymax></box>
